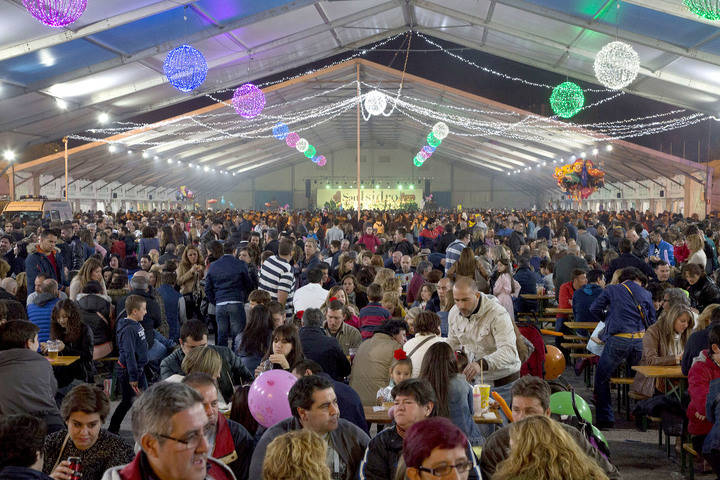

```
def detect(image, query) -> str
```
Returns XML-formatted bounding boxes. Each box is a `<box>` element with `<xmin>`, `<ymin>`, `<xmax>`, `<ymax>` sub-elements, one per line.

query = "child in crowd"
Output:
<box><xmin>376</xmin><ymin>349</ymin><xmax>412</xmax><ymax>404</ymax></box>
<box><xmin>268</xmin><ymin>301</ymin><xmax>285</xmax><ymax>328</ymax></box>
<box><xmin>108</xmin><ymin>294</ymin><xmax>148</xmax><ymax>434</ymax></box>
<box><xmin>358</xmin><ymin>283</ymin><xmax>391</xmax><ymax>339</ymax></box>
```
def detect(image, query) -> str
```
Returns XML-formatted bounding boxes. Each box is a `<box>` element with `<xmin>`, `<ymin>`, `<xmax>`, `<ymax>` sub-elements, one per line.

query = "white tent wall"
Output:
<box><xmin>13</xmin><ymin>172</ymin><xmax>176</xmax><ymax>213</ymax></box>
<box><xmin>226</xmin><ymin>147</ymin><xmax>543</xmax><ymax>210</ymax></box>
<box><xmin>546</xmin><ymin>173</ymin><xmax>704</xmax><ymax>215</ymax></box>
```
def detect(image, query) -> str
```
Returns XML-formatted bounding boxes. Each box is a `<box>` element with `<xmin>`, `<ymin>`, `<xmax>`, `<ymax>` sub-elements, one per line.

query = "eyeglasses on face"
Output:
<box><xmin>154</xmin><ymin>423</ymin><xmax>215</xmax><ymax>450</ymax></box>
<box><xmin>416</xmin><ymin>460</ymin><xmax>472</xmax><ymax>477</ymax></box>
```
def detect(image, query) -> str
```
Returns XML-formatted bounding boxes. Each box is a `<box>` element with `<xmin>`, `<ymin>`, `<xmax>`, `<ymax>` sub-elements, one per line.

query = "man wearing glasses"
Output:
<box><xmin>182</xmin><ymin>373</ymin><xmax>255</xmax><ymax>480</ymax></box>
<box><xmin>358</xmin><ymin>378</ymin><xmax>480</xmax><ymax>480</ymax></box>
<box><xmin>249</xmin><ymin>375</ymin><xmax>370</xmax><ymax>480</ymax></box>
<box><xmin>101</xmin><ymin>382</ymin><xmax>235</xmax><ymax>480</ymax></box>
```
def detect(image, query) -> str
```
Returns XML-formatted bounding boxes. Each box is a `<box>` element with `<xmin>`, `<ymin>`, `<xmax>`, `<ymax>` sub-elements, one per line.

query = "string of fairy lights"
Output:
<box><xmin>59</xmin><ymin>27</ymin><xmax>717</xmax><ymax>183</ymax></box>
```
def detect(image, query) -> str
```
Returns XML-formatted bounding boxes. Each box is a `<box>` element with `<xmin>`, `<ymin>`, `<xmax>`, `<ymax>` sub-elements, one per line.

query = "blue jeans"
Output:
<box><xmin>216</xmin><ymin>303</ymin><xmax>246</xmax><ymax>350</ymax></box>
<box><xmin>594</xmin><ymin>336</ymin><xmax>643</xmax><ymax>423</ymax></box>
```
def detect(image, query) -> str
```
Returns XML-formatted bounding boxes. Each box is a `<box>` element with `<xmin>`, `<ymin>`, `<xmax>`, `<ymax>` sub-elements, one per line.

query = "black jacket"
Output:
<box><xmin>160</xmin><ymin>345</ymin><xmax>252</xmax><ymax>401</ymax></box>
<box><xmin>78</xmin><ymin>294</ymin><xmax>112</xmax><ymax>345</ymax></box>
<box><xmin>225</xmin><ymin>418</ymin><xmax>256</xmax><ymax>480</ymax></box>
<box><xmin>682</xmin><ymin>322</ymin><xmax>719</xmax><ymax>375</ymax></box>
<box><xmin>117</xmin><ymin>288</ymin><xmax>161</xmax><ymax>348</ymax></box>
<box><xmin>54</xmin><ymin>322</ymin><xmax>94</xmax><ymax>388</ymax></box>
<box><xmin>607</xmin><ymin>253</ymin><xmax>653</xmax><ymax>283</ymax></box>
<box><xmin>508</xmin><ymin>231</ymin><xmax>525</xmax><ymax>256</ymax></box>
<box><xmin>299</xmin><ymin>327</ymin><xmax>350</xmax><ymax>381</ymax></box>
<box><xmin>0</xmin><ymin>467</ymin><xmax>52</xmax><ymax>480</ymax></box>
<box><xmin>393</xmin><ymin>240</ymin><xmax>414</xmax><ymax>256</ymax></box>
<box><xmin>434</xmin><ymin>233</ymin><xmax>456</xmax><ymax>254</ymax></box>
<box><xmin>688</xmin><ymin>275</ymin><xmax>720</xmax><ymax>314</ymax></box>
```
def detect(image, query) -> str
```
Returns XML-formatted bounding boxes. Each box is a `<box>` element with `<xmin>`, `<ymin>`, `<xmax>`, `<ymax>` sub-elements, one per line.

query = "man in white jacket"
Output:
<box><xmin>447</xmin><ymin>277</ymin><xmax>521</xmax><ymax>403</ymax></box>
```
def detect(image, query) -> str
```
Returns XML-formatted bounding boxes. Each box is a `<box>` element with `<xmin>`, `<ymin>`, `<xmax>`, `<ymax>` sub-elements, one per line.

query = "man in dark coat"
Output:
<box><xmin>25</xmin><ymin>230</ymin><xmax>67</xmax><ymax>294</ymax></box>
<box><xmin>607</xmin><ymin>238</ymin><xmax>653</xmax><ymax>282</ymax></box>
<box><xmin>298</xmin><ymin>309</ymin><xmax>350</xmax><ymax>381</ymax></box>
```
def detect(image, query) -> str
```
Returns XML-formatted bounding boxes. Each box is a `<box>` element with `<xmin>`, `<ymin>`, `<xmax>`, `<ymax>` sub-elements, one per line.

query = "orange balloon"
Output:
<box><xmin>544</xmin><ymin>345</ymin><xmax>566</xmax><ymax>380</ymax></box>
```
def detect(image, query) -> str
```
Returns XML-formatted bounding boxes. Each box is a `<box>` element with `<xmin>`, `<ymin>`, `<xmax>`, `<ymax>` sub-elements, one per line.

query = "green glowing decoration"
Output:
<box><xmin>413</xmin><ymin>155</ymin><xmax>424</xmax><ymax>167</ymax></box>
<box><xmin>304</xmin><ymin>145</ymin><xmax>316</xmax><ymax>158</ymax></box>
<box><xmin>550</xmin><ymin>82</ymin><xmax>585</xmax><ymax>119</ymax></box>
<box><xmin>426</xmin><ymin>132</ymin><xmax>442</xmax><ymax>147</ymax></box>
<box><xmin>684</xmin><ymin>0</ymin><xmax>720</xmax><ymax>20</ymax></box>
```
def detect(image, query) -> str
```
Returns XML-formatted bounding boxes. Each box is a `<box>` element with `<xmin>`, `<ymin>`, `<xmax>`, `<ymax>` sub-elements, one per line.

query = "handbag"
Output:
<box><xmin>621</xmin><ymin>282</ymin><xmax>651</xmax><ymax>330</ymax></box>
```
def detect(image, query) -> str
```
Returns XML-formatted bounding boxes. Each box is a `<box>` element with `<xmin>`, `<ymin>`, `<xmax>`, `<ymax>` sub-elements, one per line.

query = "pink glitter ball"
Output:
<box><xmin>232</xmin><ymin>83</ymin><xmax>266</xmax><ymax>118</ymax></box>
<box><xmin>316</xmin><ymin>156</ymin><xmax>327</xmax><ymax>167</ymax></box>
<box><xmin>285</xmin><ymin>132</ymin><xmax>300</xmax><ymax>148</ymax></box>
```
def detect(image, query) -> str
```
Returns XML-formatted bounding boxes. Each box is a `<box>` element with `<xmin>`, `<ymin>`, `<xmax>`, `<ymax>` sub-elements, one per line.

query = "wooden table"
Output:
<box><xmin>631</xmin><ymin>365</ymin><xmax>687</xmax><ymax>402</ymax></box>
<box><xmin>363</xmin><ymin>406</ymin><xmax>503</xmax><ymax>426</ymax></box>
<box><xmin>47</xmin><ymin>355</ymin><xmax>79</xmax><ymax>367</ymax></box>
<box><xmin>519</xmin><ymin>294</ymin><xmax>556</xmax><ymax>327</ymax></box>
<box><xmin>565</xmin><ymin>322</ymin><xmax>599</xmax><ymax>330</ymax></box>
<box><xmin>545</xmin><ymin>307</ymin><xmax>573</xmax><ymax>315</ymax></box>
<box><xmin>519</xmin><ymin>294</ymin><xmax>554</xmax><ymax>301</ymax></box>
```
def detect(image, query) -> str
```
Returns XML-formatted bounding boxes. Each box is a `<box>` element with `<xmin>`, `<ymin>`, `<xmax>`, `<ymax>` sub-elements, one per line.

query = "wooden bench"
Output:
<box><xmin>560</xmin><ymin>343</ymin><xmax>587</xmax><ymax>350</ymax></box>
<box><xmin>610</xmin><ymin>378</ymin><xmax>634</xmax><ymax>420</ymax></box>
<box><xmin>562</xmin><ymin>335</ymin><xmax>587</xmax><ymax>341</ymax></box>
<box><xmin>682</xmin><ymin>443</ymin><xmax>697</xmax><ymax>480</ymax></box>
<box><xmin>570</xmin><ymin>353</ymin><xmax>597</xmax><ymax>387</ymax></box>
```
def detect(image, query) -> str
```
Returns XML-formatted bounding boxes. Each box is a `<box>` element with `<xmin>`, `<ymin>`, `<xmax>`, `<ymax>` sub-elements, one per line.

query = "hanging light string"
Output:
<box><xmin>79</xmin><ymin>87</ymin><xmax>705</xmax><ymax>146</ymax></box>
<box><xmin>415</xmin><ymin>32</ymin><xmax>611</xmax><ymax>93</ymax></box>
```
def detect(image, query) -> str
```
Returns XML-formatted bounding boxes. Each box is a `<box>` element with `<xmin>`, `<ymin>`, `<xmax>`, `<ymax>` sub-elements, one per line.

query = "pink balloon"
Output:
<box><xmin>316</xmin><ymin>155</ymin><xmax>327</xmax><ymax>167</ymax></box>
<box><xmin>285</xmin><ymin>132</ymin><xmax>300</xmax><ymax>148</ymax></box>
<box><xmin>248</xmin><ymin>370</ymin><xmax>297</xmax><ymax>428</ymax></box>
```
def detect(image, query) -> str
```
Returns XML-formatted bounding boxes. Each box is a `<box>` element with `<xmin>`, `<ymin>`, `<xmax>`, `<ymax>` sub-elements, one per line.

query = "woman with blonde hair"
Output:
<box><xmin>382</xmin><ymin>291</ymin><xmax>405</xmax><ymax>320</ymax></box>
<box><xmin>382</xmin><ymin>276</ymin><xmax>402</xmax><ymax>296</ymax></box>
<box><xmin>374</xmin><ymin>268</ymin><xmax>396</xmax><ymax>288</ymax></box>
<box><xmin>15</xmin><ymin>271</ymin><xmax>27</xmax><ymax>304</ymax></box>
<box><xmin>632</xmin><ymin>303</ymin><xmax>694</xmax><ymax>398</ymax></box>
<box><xmin>262</xmin><ymin>430</ymin><xmax>331</xmax><ymax>480</ymax></box>
<box><xmin>69</xmin><ymin>257</ymin><xmax>107</xmax><ymax>301</ymax></box>
<box><xmin>687</xmin><ymin>233</ymin><xmax>707</xmax><ymax>269</ymax></box>
<box><xmin>493</xmin><ymin>415</ymin><xmax>609</xmax><ymax>480</ymax></box>
<box><xmin>696</xmin><ymin>304</ymin><xmax>720</xmax><ymax>331</ymax></box>
<box><xmin>181</xmin><ymin>345</ymin><xmax>223</xmax><ymax>378</ymax></box>
<box><xmin>176</xmin><ymin>244</ymin><xmax>204</xmax><ymax>320</ymax></box>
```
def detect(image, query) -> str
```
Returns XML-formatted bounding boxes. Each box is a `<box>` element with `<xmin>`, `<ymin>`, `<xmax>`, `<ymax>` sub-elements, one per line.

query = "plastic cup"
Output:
<box><xmin>47</xmin><ymin>340</ymin><xmax>59</xmax><ymax>360</ymax></box>
<box><xmin>478</xmin><ymin>384</ymin><xmax>491</xmax><ymax>411</ymax></box>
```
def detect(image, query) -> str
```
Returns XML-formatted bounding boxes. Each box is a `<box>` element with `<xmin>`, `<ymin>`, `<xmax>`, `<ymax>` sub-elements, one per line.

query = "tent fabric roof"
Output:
<box><xmin>0</xmin><ymin>0</ymin><xmax>715</xmax><ymax>191</ymax></box>
<box><xmin>12</xmin><ymin>57</ymin><xmax>709</xmax><ymax>194</ymax></box>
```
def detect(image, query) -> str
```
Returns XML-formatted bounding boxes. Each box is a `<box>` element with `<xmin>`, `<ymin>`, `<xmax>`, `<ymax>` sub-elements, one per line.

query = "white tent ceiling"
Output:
<box><xmin>0</xmin><ymin>0</ymin><xmax>717</xmax><ymax>191</ymax></box>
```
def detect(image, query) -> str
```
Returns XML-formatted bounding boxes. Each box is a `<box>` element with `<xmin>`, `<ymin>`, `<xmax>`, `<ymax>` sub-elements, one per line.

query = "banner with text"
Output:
<box><xmin>317</xmin><ymin>188</ymin><xmax>421</xmax><ymax>210</ymax></box>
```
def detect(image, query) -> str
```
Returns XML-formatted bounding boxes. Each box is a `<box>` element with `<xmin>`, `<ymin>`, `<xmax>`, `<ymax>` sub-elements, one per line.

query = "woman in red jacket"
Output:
<box><xmin>687</xmin><ymin>324</ymin><xmax>720</xmax><ymax>473</ymax></box>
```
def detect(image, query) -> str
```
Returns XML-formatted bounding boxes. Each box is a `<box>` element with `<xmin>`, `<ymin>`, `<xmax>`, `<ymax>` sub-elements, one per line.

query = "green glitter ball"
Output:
<box><xmin>304</xmin><ymin>145</ymin><xmax>316</xmax><ymax>158</ymax></box>
<box><xmin>684</xmin><ymin>0</ymin><xmax>720</xmax><ymax>20</ymax></box>
<box><xmin>427</xmin><ymin>132</ymin><xmax>442</xmax><ymax>148</ymax></box>
<box><xmin>550</xmin><ymin>81</ymin><xmax>585</xmax><ymax>119</ymax></box>
<box><xmin>413</xmin><ymin>155</ymin><xmax>424</xmax><ymax>167</ymax></box>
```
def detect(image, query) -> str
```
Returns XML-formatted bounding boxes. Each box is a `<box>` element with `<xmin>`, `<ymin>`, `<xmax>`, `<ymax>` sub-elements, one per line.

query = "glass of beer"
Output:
<box><xmin>47</xmin><ymin>340</ymin><xmax>59</xmax><ymax>360</ymax></box>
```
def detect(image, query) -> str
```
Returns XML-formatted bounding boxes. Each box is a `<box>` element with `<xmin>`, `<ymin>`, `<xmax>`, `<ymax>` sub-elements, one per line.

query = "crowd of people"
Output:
<box><xmin>1</xmin><ymin>206</ymin><xmax>720</xmax><ymax>479</ymax></box>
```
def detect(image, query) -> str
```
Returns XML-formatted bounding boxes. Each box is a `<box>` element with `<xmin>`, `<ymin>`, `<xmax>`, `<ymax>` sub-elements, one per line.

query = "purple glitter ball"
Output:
<box><xmin>232</xmin><ymin>83</ymin><xmax>266</xmax><ymax>118</ymax></box>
